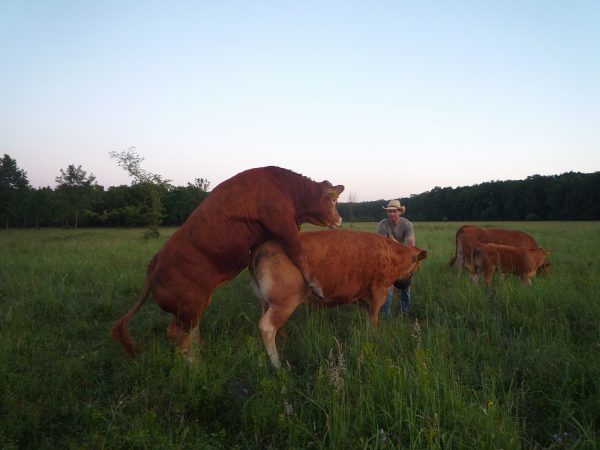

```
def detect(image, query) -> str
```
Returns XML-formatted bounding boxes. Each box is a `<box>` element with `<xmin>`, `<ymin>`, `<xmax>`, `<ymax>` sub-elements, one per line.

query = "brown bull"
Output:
<box><xmin>249</xmin><ymin>229</ymin><xmax>428</xmax><ymax>369</ymax></box>
<box><xmin>112</xmin><ymin>166</ymin><xmax>344</xmax><ymax>358</ymax></box>
<box><xmin>472</xmin><ymin>243</ymin><xmax>550</xmax><ymax>286</ymax></box>
<box><xmin>448</xmin><ymin>225</ymin><xmax>539</xmax><ymax>273</ymax></box>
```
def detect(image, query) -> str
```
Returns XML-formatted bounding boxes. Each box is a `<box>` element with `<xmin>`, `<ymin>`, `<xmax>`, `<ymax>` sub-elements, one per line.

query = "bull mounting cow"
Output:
<box><xmin>111</xmin><ymin>166</ymin><xmax>344</xmax><ymax>359</ymax></box>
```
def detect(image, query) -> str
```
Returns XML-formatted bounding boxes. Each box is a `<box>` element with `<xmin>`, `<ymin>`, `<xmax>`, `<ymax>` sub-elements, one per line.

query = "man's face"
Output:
<box><xmin>387</xmin><ymin>209</ymin><xmax>401</xmax><ymax>224</ymax></box>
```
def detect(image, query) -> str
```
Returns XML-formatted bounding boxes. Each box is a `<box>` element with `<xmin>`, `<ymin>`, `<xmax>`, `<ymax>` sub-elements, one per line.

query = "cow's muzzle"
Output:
<box><xmin>393</xmin><ymin>276</ymin><xmax>412</xmax><ymax>290</ymax></box>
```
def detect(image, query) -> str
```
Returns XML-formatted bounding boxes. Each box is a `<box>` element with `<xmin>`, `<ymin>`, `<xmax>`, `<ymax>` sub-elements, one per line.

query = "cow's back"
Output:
<box><xmin>252</xmin><ymin>229</ymin><xmax>423</xmax><ymax>305</ymax></box>
<box><xmin>462</xmin><ymin>225</ymin><xmax>539</xmax><ymax>248</ymax></box>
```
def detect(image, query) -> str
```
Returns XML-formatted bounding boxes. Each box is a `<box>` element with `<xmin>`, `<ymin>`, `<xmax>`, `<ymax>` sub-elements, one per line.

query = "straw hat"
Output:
<box><xmin>383</xmin><ymin>199</ymin><xmax>405</xmax><ymax>214</ymax></box>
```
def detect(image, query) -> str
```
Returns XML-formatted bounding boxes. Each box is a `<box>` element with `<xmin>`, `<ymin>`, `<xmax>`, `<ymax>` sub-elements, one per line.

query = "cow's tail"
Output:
<box><xmin>111</xmin><ymin>255</ymin><xmax>157</xmax><ymax>357</ymax></box>
<box><xmin>248</xmin><ymin>249</ymin><xmax>269</xmax><ymax>314</ymax></box>
<box><xmin>471</xmin><ymin>246</ymin><xmax>480</xmax><ymax>271</ymax></box>
<box><xmin>447</xmin><ymin>228</ymin><xmax>461</xmax><ymax>267</ymax></box>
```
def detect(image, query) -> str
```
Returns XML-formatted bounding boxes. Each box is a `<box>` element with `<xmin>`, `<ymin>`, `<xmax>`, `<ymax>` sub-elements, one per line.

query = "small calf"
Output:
<box><xmin>472</xmin><ymin>243</ymin><xmax>550</xmax><ymax>286</ymax></box>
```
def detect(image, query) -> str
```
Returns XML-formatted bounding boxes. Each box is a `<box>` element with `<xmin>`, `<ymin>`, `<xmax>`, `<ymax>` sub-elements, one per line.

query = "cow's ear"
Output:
<box><xmin>333</xmin><ymin>185</ymin><xmax>344</xmax><ymax>195</ymax></box>
<box><xmin>417</xmin><ymin>249</ymin><xmax>428</xmax><ymax>261</ymax></box>
<box><xmin>328</xmin><ymin>185</ymin><xmax>344</xmax><ymax>200</ymax></box>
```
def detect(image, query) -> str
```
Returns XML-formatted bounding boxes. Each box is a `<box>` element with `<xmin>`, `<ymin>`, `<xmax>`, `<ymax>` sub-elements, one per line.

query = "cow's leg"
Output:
<box><xmin>369</xmin><ymin>287</ymin><xmax>390</xmax><ymax>326</ymax></box>
<box><xmin>259</xmin><ymin>309</ymin><xmax>282</xmax><ymax>369</ymax></box>
<box><xmin>166</xmin><ymin>303</ymin><xmax>206</xmax><ymax>360</ymax></box>
<box><xmin>456</xmin><ymin>245</ymin><xmax>465</xmax><ymax>274</ymax></box>
<box><xmin>484</xmin><ymin>266</ymin><xmax>495</xmax><ymax>287</ymax></box>
<box><xmin>167</xmin><ymin>318</ymin><xmax>194</xmax><ymax>358</ymax></box>
<box><xmin>471</xmin><ymin>271</ymin><xmax>479</xmax><ymax>284</ymax></box>
<box><xmin>162</xmin><ymin>296</ymin><xmax>208</xmax><ymax>359</ymax></box>
<box><xmin>258</xmin><ymin>297</ymin><xmax>302</xmax><ymax>370</ymax></box>
<box><xmin>521</xmin><ymin>273</ymin><xmax>534</xmax><ymax>286</ymax></box>
<box><xmin>154</xmin><ymin>275</ymin><xmax>212</xmax><ymax>359</ymax></box>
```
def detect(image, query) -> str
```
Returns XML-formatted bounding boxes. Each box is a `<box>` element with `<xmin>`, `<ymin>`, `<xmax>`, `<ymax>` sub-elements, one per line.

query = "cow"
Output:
<box><xmin>471</xmin><ymin>243</ymin><xmax>550</xmax><ymax>286</ymax></box>
<box><xmin>111</xmin><ymin>166</ymin><xmax>344</xmax><ymax>358</ymax></box>
<box><xmin>448</xmin><ymin>225</ymin><xmax>539</xmax><ymax>273</ymax></box>
<box><xmin>249</xmin><ymin>229</ymin><xmax>428</xmax><ymax>369</ymax></box>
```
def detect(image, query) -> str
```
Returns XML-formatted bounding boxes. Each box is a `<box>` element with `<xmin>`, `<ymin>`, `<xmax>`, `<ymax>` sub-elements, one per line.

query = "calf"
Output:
<box><xmin>471</xmin><ymin>243</ymin><xmax>550</xmax><ymax>286</ymax></box>
<box><xmin>448</xmin><ymin>225</ymin><xmax>540</xmax><ymax>273</ymax></box>
<box><xmin>249</xmin><ymin>229</ymin><xmax>428</xmax><ymax>369</ymax></box>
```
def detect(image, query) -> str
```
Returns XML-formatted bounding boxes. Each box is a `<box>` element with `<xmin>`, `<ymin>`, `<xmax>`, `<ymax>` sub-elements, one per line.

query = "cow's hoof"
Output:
<box><xmin>310</xmin><ymin>284</ymin><xmax>324</xmax><ymax>299</ymax></box>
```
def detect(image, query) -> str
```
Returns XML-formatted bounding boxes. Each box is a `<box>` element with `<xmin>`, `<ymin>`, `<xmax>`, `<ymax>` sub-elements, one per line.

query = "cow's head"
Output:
<box><xmin>537</xmin><ymin>249</ymin><xmax>551</xmax><ymax>275</ymax></box>
<box><xmin>301</xmin><ymin>181</ymin><xmax>345</xmax><ymax>228</ymax></box>
<box><xmin>394</xmin><ymin>247</ymin><xmax>428</xmax><ymax>286</ymax></box>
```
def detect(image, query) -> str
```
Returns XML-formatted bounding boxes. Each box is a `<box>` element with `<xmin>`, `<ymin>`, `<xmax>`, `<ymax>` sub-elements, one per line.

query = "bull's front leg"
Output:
<box><xmin>261</xmin><ymin>215</ymin><xmax>324</xmax><ymax>299</ymax></box>
<box><xmin>278</xmin><ymin>237</ymin><xmax>324</xmax><ymax>299</ymax></box>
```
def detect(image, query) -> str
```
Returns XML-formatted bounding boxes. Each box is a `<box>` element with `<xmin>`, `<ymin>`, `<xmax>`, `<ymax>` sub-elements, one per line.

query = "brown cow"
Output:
<box><xmin>472</xmin><ymin>243</ymin><xmax>550</xmax><ymax>286</ymax></box>
<box><xmin>112</xmin><ymin>166</ymin><xmax>344</xmax><ymax>358</ymax></box>
<box><xmin>448</xmin><ymin>225</ymin><xmax>539</xmax><ymax>273</ymax></box>
<box><xmin>249</xmin><ymin>229</ymin><xmax>428</xmax><ymax>369</ymax></box>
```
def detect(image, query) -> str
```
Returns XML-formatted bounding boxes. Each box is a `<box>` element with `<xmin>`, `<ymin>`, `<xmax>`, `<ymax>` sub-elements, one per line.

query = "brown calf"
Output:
<box><xmin>472</xmin><ymin>242</ymin><xmax>550</xmax><ymax>286</ymax></box>
<box><xmin>112</xmin><ymin>166</ymin><xmax>344</xmax><ymax>358</ymax></box>
<box><xmin>249</xmin><ymin>229</ymin><xmax>428</xmax><ymax>369</ymax></box>
<box><xmin>448</xmin><ymin>225</ymin><xmax>539</xmax><ymax>273</ymax></box>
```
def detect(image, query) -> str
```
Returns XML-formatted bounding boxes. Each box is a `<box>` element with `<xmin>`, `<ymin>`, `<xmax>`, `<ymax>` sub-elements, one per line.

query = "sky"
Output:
<box><xmin>1</xmin><ymin>1</ymin><xmax>599</xmax><ymax>202</ymax></box>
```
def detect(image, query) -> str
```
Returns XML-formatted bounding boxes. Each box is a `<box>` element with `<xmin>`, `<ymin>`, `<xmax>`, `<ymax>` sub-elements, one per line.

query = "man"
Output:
<box><xmin>377</xmin><ymin>199</ymin><xmax>415</xmax><ymax>316</ymax></box>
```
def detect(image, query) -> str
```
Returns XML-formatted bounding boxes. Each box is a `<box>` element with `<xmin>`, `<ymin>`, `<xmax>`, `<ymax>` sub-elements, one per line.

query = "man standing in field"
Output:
<box><xmin>377</xmin><ymin>199</ymin><xmax>416</xmax><ymax>317</ymax></box>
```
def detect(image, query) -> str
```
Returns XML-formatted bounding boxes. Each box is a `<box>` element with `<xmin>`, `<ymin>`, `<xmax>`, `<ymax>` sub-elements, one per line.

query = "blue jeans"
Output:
<box><xmin>380</xmin><ymin>286</ymin><xmax>411</xmax><ymax>316</ymax></box>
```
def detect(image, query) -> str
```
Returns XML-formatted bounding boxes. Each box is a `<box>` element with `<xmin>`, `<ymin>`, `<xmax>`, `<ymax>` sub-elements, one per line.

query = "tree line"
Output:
<box><xmin>339</xmin><ymin>171</ymin><xmax>600</xmax><ymax>222</ymax></box>
<box><xmin>0</xmin><ymin>153</ymin><xmax>209</xmax><ymax>229</ymax></box>
<box><xmin>2</xmin><ymin>153</ymin><xmax>599</xmax><ymax>229</ymax></box>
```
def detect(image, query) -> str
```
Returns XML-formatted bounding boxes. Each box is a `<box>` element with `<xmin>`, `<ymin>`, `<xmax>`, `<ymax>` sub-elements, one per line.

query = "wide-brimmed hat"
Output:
<box><xmin>383</xmin><ymin>199</ymin><xmax>405</xmax><ymax>213</ymax></box>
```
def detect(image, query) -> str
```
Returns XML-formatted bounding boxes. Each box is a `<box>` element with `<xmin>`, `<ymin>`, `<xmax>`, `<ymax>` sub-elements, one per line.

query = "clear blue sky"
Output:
<box><xmin>2</xmin><ymin>1</ymin><xmax>599</xmax><ymax>201</ymax></box>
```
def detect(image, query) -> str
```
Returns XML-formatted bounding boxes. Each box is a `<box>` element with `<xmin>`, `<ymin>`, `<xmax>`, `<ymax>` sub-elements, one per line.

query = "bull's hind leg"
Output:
<box><xmin>166</xmin><ymin>301</ymin><xmax>208</xmax><ymax>360</ymax></box>
<box><xmin>167</xmin><ymin>318</ymin><xmax>193</xmax><ymax>358</ymax></box>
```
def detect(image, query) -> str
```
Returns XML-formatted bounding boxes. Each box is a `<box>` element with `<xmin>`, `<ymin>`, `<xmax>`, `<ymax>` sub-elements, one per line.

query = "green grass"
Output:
<box><xmin>1</xmin><ymin>223</ymin><xmax>599</xmax><ymax>449</ymax></box>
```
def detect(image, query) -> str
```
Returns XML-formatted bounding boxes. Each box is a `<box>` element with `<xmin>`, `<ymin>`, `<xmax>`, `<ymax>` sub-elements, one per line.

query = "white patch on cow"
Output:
<box><xmin>258</xmin><ymin>271</ymin><xmax>274</xmax><ymax>300</ymax></box>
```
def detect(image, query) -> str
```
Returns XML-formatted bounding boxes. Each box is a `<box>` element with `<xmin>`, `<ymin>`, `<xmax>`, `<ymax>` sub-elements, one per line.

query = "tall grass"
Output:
<box><xmin>0</xmin><ymin>223</ymin><xmax>598</xmax><ymax>448</ymax></box>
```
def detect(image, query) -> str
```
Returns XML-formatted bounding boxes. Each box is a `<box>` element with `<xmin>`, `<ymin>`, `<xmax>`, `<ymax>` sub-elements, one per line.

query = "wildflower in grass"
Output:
<box><xmin>551</xmin><ymin>432</ymin><xmax>570</xmax><ymax>444</ymax></box>
<box><xmin>411</xmin><ymin>318</ymin><xmax>423</xmax><ymax>346</ymax></box>
<box><xmin>379</xmin><ymin>428</ymin><xmax>389</xmax><ymax>443</ymax></box>
<box><xmin>324</xmin><ymin>337</ymin><xmax>346</xmax><ymax>393</ymax></box>
<box><xmin>283</xmin><ymin>399</ymin><xmax>294</xmax><ymax>417</ymax></box>
<box><xmin>482</xmin><ymin>399</ymin><xmax>495</xmax><ymax>414</ymax></box>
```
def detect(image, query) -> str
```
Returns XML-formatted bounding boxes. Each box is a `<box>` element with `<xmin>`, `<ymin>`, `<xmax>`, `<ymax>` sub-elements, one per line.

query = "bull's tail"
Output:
<box><xmin>111</xmin><ymin>256</ymin><xmax>157</xmax><ymax>357</ymax></box>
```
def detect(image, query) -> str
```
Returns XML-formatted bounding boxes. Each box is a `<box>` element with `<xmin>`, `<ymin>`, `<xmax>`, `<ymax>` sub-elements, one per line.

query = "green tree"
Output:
<box><xmin>55</xmin><ymin>164</ymin><xmax>97</xmax><ymax>228</ymax></box>
<box><xmin>163</xmin><ymin>178</ymin><xmax>211</xmax><ymax>225</ymax></box>
<box><xmin>109</xmin><ymin>147</ymin><xmax>172</xmax><ymax>237</ymax></box>
<box><xmin>0</xmin><ymin>154</ymin><xmax>30</xmax><ymax>228</ymax></box>
<box><xmin>28</xmin><ymin>187</ymin><xmax>56</xmax><ymax>227</ymax></box>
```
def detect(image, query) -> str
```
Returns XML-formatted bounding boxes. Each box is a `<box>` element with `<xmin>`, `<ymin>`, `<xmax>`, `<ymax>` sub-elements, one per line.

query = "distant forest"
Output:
<box><xmin>1</xmin><ymin>153</ymin><xmax>599</xmax><ymax>229</ymax></box>
<box><xmin>339</xmin><ymin>171</ymin><xmax>600</xmax><ymax>223</ymax></box>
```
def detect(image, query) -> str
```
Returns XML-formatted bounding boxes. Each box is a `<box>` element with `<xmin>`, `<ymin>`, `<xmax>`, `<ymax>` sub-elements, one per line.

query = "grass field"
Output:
<box><xmin>1</xmin><ymin>222</ymin><xmax>599</xmax><ymax>449</ymax></box>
